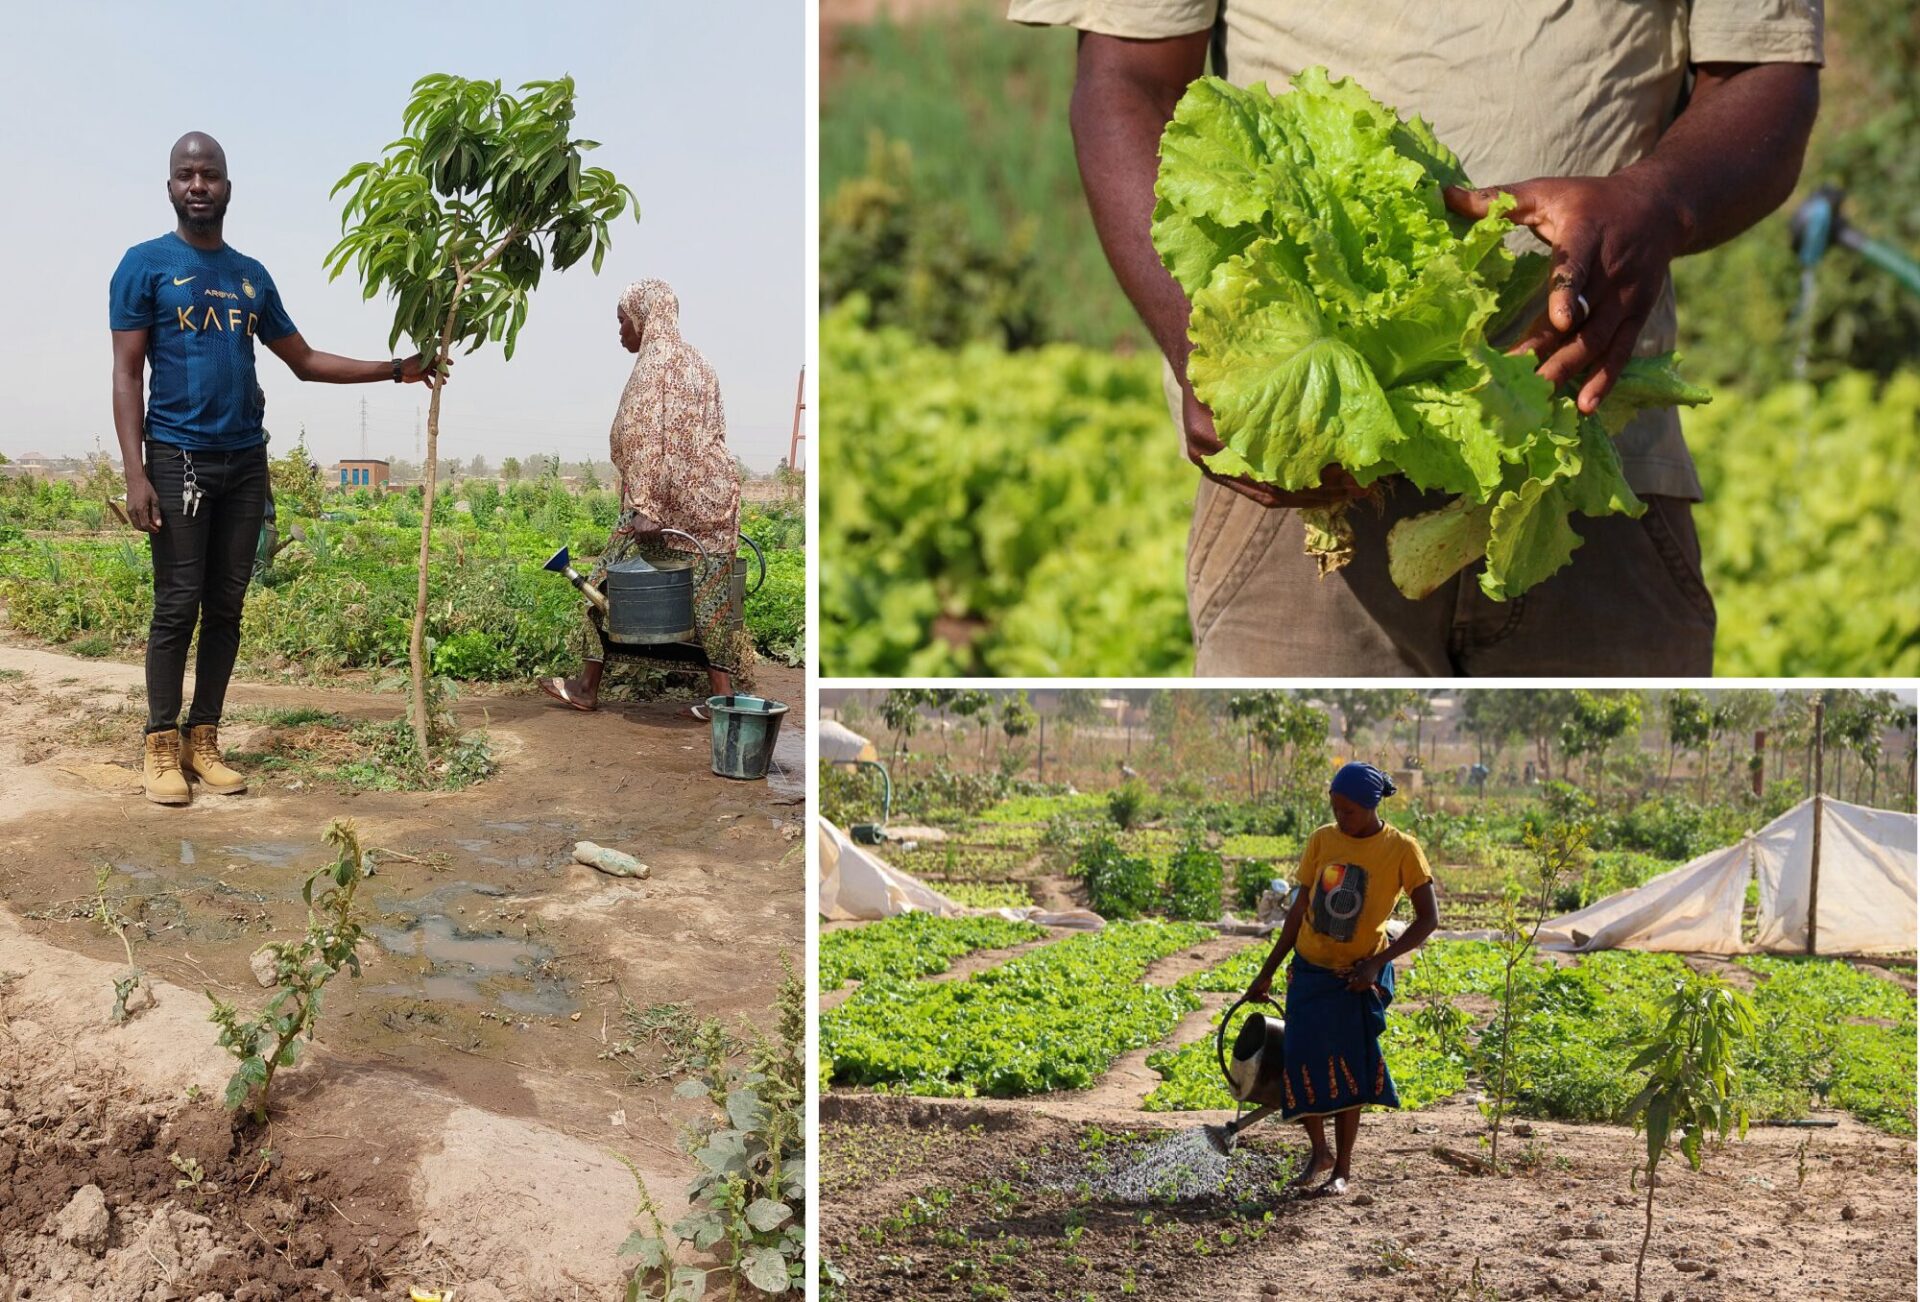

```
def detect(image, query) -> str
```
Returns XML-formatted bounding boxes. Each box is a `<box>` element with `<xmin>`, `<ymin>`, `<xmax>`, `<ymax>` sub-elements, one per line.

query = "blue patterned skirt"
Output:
<box><xmin>1278</xmin><ymin>955</ymin><xmax>1400</xmax><ymax>1120</ymax></box>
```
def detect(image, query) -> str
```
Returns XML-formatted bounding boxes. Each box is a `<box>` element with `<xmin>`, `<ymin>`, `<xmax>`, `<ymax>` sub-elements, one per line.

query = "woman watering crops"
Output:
<box><xmin>1242</xmin><ymin>762</ymin><xmax>1439</xmax><ymax>1197</ymax></box>
<box><xmin>540</xmin><ymin>280</ymin><xmax>753</xmax><ymax>714</ymax></box>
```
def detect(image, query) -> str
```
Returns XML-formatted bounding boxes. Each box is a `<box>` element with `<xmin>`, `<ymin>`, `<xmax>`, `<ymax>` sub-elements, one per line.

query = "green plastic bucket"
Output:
<box><xmin>703</xmin><ymin>694</ymin><xmax>789</xmax><ymax>781</ymax></box>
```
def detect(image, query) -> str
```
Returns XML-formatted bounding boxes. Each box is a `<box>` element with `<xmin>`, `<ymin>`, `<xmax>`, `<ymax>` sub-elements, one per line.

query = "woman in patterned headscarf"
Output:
<box><xmin>540</xmin><ymin>280</ymin><xmax>752</xmax><ymax>712</ymax></box>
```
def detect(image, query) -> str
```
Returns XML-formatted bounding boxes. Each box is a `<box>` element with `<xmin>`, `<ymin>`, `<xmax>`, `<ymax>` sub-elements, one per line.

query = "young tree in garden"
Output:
<box><xmin>1714</xmin><ymin>690</ymin><xmax>1777</xmax><ymax>794</ymax></box>
<box><xmin>1623</xmin><ymin>976</ymin><xmax>1754</xmax><ymax>1302</ymax></box>
<box><xmin>1323</xmin><ymin>688</ymin><xmax>1416</xmax><ymax>752</ymax></box>
<box><xmin>1000</xmin><ymin>691</ymin><xmax>1036</xmax><ymax>759</ymax></box>
<box><xmin>1484</xmin><ymin>820</ymin><xmax>1588</xmax><ymax>1171</ymax></box>
<box><xmin>327</xmin><ymin>74</ymin><xmax>636</xmax><ymax>763</ymax></box>
<box><xmin>1663</xmin><ymin>688</ymin><xmax>1710</xmax><ymax>788</ymax></box>
<box><xmin>1558</xmin><ymin>690</ymin><xmax>1642</xmax><ymax>800</ymax></box>
<box><xmin>1457</xmin><ymin>691</ymin><xmax>1523</xmax><ymax>770</ymax></box>
<box><xmin>881</xmin><ymin>688</ymin><xmax>930</xmax><ymax>760</ymax></box>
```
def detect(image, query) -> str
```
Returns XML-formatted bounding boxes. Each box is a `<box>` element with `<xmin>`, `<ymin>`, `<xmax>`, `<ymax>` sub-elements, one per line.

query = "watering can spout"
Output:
<box><xmin>542</xmin><ymin>546</ymin><xmax>609</xmax><ymax>612</ymax></box>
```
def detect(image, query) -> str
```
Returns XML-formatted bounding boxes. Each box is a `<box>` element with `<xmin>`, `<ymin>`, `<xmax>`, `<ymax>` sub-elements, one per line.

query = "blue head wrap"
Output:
<box><xmin>1330</xmin><ymin>761</ymin><xmax>1397</xmax><ymax>809</ymax></box>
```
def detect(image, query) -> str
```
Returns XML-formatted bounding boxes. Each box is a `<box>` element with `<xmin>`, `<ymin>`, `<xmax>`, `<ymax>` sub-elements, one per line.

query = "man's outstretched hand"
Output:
<box><xmin>1182</xmin><ymin>384</ymin><xmax>1369</xmax><ymax>509</ymax></box>
<box><xmin>1445</xmin><ymin>174</ymin><xmax>1685</xmax><ymax>414</ymax></box>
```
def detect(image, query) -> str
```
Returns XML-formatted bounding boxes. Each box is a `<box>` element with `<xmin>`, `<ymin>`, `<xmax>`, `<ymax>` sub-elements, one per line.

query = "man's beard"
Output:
<box><xmin>171</xmin><ymin>193</ymin><xmax>228</xmax><ymax>234</ymax></box>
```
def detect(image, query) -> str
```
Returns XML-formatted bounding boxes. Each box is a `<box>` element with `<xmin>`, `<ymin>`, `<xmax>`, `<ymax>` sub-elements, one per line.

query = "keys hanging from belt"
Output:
<box><xmin>180</xmin><ymin>451</ymin><xmax>202</xmax><ymax>518</ymax></box>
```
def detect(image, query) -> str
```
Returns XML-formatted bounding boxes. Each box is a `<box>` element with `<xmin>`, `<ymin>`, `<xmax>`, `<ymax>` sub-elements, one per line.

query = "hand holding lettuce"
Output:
<box><xmin>1152</xmin><ymin>69</ymin><xmax>1708</xmax><ymax>601</ymax></box>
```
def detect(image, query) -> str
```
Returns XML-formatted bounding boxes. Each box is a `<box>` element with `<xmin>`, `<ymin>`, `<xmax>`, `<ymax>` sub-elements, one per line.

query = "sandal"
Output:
<box><xmin>539</xmin><ymin>677</ymin><xmax>597</xmax><ymax>713</ymax></box>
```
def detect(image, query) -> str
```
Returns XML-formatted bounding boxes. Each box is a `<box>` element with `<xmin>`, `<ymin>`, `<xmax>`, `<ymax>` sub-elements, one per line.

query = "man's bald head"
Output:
<box><xmin>167</xmin><ymin>132</ymin><xmax>231</xmax><ymax>238</ymax></box>
<box><xmin>170</xmin><ymin>132</ymin><xmax>227</xmax><ymax>171</ymax></box>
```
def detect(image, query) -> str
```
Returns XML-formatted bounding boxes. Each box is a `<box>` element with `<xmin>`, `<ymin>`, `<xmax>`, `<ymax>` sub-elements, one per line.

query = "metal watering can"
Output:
<box><xmin>1200</xmin><ymin>994</ymin><xmax>1287</xmax><ymax>1155</ymax></box>
<box><xmin>544</xmin><ymin>528</ymin><xmax>709</xmax><ymax>645</ymax></box>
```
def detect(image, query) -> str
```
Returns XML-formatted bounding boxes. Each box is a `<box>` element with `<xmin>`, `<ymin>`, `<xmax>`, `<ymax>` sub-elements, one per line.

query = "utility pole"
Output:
<box><xmin>787</xmin><ymin>365</ymin><xmax>807</xmax><ymax>474</ymax></box>
<box><xmin>1807</xmin><ymin>697</ymin><xmax>1825</xmax><ymax>956</ymax></box>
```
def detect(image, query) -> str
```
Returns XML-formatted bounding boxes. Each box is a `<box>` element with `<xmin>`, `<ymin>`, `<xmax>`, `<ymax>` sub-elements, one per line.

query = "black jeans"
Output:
<box><xmin>143</xmin><ymin>441</ymin><xmax>269</xmax><ymax>733</ymax></box>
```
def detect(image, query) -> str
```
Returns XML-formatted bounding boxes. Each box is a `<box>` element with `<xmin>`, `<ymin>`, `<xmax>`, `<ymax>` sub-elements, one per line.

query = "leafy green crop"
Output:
<box><xmin>931</xmin><ymin>881</ymin><xmax>1037</xmax><ymax>911</ymax></box>
<box><xmin>0</xmin><ymin>489</ymin><xmax>804</xmax><ymax>677</ymax></box>
<box><xmin>1689</xmin><ymin>370</ymin><xmax>1920</xmax><ymax>676</ymax></box>
<box><xmin>1073</xmin><ymin>831</ymin><xmax>1159</xmax><ymax>920</ymax></box>
<box><xmin>819</xmin><ymin>913</ymin><xmax>1046</xmax><ymax>992</ymax></box>
<box><xmin>1162</xmin><ymin>836</ymin><xmax>1225</xmax><ymax>922</ymax></box>
<box><xmin>1153</xmin><ymin>70</ymin><xmax>1708</xmax><ymax>600</ymax></box>
<box><xmin>822</xmin><ymin>921</ymin><xmax>1209</xmax><ymax>1096</ymax></box>
<box><xmin>821</xmin><ymin>300</ymin><xmax>1192</xmax><ymax>676</ymax></box>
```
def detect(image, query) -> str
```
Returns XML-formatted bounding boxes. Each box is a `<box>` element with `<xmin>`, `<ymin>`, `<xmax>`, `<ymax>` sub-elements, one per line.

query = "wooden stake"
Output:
<box><xmin>1807</xmin><ymin>698</ymin><xmax>1825</xmax><ymax>956</ymax></box>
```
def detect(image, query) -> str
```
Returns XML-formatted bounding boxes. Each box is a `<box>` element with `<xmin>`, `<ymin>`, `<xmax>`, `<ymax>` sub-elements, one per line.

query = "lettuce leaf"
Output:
<box><xmin>1153</xmin><ymin>69</ymin><xmax>1710</xmax><ymax>600</ymax></box>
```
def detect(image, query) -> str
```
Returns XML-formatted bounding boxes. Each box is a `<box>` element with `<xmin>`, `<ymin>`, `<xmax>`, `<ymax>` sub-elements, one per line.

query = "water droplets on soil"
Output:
<box><xmin>1044</xmin><ymin>1128</ymin><xmax>1294</xmax><ymax>1205</ymax></box>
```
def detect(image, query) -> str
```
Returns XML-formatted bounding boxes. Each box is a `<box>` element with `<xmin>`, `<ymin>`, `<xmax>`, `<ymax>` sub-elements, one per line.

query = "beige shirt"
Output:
<box><xmin>1009</xmin><ymin>0</ymin><xmax>1823</xmax><ymax>499</ymax></box>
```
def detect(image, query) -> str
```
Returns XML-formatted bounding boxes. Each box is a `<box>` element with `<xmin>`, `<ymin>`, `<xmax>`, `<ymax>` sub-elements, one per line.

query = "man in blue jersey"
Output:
<box><xmin>112</xmin><ymin>131</ymin><xmax>448</xmax><ymax>806</ymax></box>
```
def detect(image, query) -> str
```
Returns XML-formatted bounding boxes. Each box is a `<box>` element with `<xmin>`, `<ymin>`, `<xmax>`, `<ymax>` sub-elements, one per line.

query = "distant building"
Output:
<box><xmin>333</xmin><ymin>459</ymin><xmax>389</xmax><ymax>490</ymax></box>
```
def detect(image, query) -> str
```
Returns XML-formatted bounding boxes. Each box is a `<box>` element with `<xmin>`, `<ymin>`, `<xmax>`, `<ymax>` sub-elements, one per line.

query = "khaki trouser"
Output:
<box><xmin>1187</xmin><ymin>477</ymin><xmax>1715</xmax><ymax>677</ymax></box>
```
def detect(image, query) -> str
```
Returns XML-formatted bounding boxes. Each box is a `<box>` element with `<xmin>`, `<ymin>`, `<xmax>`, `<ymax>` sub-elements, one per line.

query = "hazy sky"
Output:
<box><xmin>0</xmin><ymin>2</ymin><xmax>804</xmax><ymax>472</ymax></box>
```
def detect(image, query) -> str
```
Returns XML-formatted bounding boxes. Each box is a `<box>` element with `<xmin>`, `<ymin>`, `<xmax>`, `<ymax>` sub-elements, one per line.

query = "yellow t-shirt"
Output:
<box><xmin>1292</xmin><ymin>822</ymin><xmax>1433</xmax><ymax>970</ymax></box>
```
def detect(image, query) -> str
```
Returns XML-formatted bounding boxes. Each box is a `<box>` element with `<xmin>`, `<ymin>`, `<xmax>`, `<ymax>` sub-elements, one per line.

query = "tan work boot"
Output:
<box><xmin>181</xmin><ymin>724</ymin><xmax>247</xmax><ymax>795</ymax></box>
<box><xmin>143</xmin><ymin>729</ymin><xmax>191</xmax><ymax>806</ymax></box>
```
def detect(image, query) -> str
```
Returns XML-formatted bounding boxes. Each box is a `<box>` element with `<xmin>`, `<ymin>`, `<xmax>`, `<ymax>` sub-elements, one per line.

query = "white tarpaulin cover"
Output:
<box><xmin>1753</xmin><ymin>798</ymin><xmax>1917</xmax><ymax>955</ymax></box>
<box><xmin>819</xmin><ymin>818</ymin><xmax>961</xmax><ymax>920</ymax></box>
<box><xmin>818</xmin><ymin>818</ymin><xmax>1105</xmax><ymax>928</ymax></box>
<box><xmin>1538</xmin><ymin>840</ymin><xmax>1754</xmax><ymax>954</ymax></box>
<box><xmin>820</xmin><ymin>720</ymin><xmax>878</xmax><ymax>765</ymax></box>
<box><xmin>1540</xmin><ymin>797</ymin><xmax>1916</xmax><ymax>956</ymax></box>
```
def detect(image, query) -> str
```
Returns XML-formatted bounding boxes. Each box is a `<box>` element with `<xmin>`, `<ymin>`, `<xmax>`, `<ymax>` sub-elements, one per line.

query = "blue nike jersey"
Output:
<box><xmin>109</xmin><ymin>232</ymin><xmax>297</xmax><ymax>450</ymax></box>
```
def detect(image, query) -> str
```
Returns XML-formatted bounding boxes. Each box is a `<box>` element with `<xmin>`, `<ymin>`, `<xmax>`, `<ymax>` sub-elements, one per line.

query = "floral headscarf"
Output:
<box><xmin>609</xmin><ymin>279</ymin><xmax>739</xmax><ymax>557</ymax></box>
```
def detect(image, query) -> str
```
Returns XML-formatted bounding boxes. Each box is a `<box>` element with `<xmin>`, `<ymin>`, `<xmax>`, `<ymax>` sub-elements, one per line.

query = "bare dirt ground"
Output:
<box><xmin>822</xmin><ymin>1095</ymin><xmax>1917</xmax><ymax>1302</ymax></box>
<box><xmin>0</xmin><ymin>641</ymin><xmax>804</xmax><ymax>1300</ymax></box>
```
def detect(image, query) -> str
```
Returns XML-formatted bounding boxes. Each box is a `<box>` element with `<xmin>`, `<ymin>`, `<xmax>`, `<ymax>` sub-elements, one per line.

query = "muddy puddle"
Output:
<box><xmin>366</xmin><ymin>881</ymin><xmax>576</xmax><ymax>1016</ymax></box>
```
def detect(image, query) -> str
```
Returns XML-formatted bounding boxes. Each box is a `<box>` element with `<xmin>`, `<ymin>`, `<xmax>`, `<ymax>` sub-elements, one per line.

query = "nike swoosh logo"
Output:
<box><xmin>173</xmin><ymin>276</ymin><xmax>195</xmax><ymax>286</ymax></box>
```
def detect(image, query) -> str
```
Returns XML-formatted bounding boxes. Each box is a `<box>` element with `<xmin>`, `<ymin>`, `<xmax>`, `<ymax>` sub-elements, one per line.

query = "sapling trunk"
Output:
<box><xmin>1635</xmin><ymin>1157</ymin><xmax>1656</xmax><ymax>1302</ymax></box>
<box><xmin>1490</xmin><ymin>950</ymin><xmax>1517</xmax><ymax>1170</ymax></box>
<box><xmin>407</xmin><ymin>292</ymin><xmax>465</xmax><ymax>765</ymax></box>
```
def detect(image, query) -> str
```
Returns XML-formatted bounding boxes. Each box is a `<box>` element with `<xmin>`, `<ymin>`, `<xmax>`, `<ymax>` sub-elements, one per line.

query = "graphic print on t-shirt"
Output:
<box><xmin>1310</xmin><ymin>862</ymin><xmax>1368</xmax><ymax>944</ymax></box>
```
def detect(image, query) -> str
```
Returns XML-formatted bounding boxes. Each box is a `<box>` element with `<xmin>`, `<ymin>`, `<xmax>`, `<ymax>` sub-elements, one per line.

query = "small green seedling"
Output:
<box><xmin>207</xmin><ymin>819</ymin><xmax>369</xmax><ymax>1124</ymax></box>
<box><xmin>1622</xmin><ymin>975</ymin><xmax>1754</xmax><ymax>1302</ymax></box>
<box><xmin>93</xmin><ymin>865</ymin><xmax>150</xmax><ymax>1024</ymax></box>
<box><xmin>169</xmin><ymin>1152</ymin><xmax>208</xmax><ymax>1191</ymax></box>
